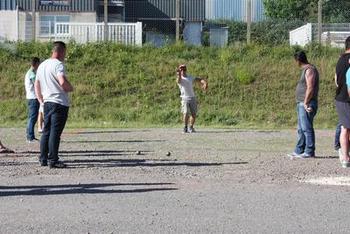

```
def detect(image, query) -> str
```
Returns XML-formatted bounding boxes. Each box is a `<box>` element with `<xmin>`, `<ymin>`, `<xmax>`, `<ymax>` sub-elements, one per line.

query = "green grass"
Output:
<box><xmin>0</xmin><ymin>42</ymin><xmax>343</xmax><ymax>129</ymax></box>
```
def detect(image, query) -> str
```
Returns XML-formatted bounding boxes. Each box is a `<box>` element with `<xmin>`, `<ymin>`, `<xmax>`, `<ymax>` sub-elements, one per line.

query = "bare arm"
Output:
<box><xmin>58</xmin><ymin>74</ymin><xmax>74</xmax><ymax>92</ymax></box>
<box><xmin>195</xmin><ymin>77</ymin><xmax>208</xmax><ymax>91</ymax></box>
<box><xmin>176</xmin><ymin>69</ymin><xmax>182</xmax><ymax>84</ymax></box>
<box><xmin>304</xmin><ymin>68</ymin><xmax>316</xmax><ymax>110</ymax></box>
<box><xmin>335</xmin><ymin>74</ymin><xmax>338</xmax><ymax>87</ymax></box>
<box><xmin>34</xmin><ymin>79</ymin><xmax>44</xmax><ymax>104</ymax></box>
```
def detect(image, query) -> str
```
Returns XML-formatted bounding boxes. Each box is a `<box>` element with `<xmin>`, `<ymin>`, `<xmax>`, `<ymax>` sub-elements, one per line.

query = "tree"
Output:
<box><xmin>263</xmin><ymin>0</ymin><xmax>350</xmax><ymax>23</ymax></box>
<box><xmin>323</xmin><ymin>0</ymin><xmax>350</xmax><ymax>23</ymax></box>
<box><xmin>263</xmin><ymin>0</ymin><xmax>314</xmax><ymax>21</ymax></box>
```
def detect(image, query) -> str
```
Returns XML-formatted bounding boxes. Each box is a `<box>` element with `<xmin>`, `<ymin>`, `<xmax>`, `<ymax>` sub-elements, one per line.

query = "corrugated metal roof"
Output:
<box><xmin>0</xmin><ymin>0</ymin><xmax>17</xmax><ymax>10</ymax></box>
<box><xmin>125</xmin><ymin>0</ymin><xmax>205</xmax><ymax>22</ymax></box>
<box><xmin>0</xmin><ymin>0</ymin><xmax>97</xmax><ymax>12</ymax></box>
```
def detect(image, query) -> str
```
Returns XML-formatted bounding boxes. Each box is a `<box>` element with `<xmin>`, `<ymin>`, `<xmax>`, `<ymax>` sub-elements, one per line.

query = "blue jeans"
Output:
<box><xmin>40</xmin><ymin>102</ymin><xmax>69</xmax><ymax>164</ymax></box>
<box><xmin>294</xmin><ymin>101</ymin><xmax>318</xmax><ymax>156</ymax></box>
<box><xmin>335</xmin><ymin>123</ymin><xmax>341</xmax><ymax>150</ymax></box>
<box><xmin>26</xmin><ymin>99</ymin><xmax>39</xmax><ymax>140</ymax></box>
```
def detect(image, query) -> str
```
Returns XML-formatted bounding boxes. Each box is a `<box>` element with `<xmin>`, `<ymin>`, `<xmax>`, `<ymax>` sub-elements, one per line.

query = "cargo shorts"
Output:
<box><xmin>181</xmin><ymin>98</ymin><xmax>197</xmax><ymax>115</ymax></box>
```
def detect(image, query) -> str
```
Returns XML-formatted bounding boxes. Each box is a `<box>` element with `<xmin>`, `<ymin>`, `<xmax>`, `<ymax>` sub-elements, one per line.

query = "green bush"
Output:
<box><xmin>234</xmin><ymin>65</ymin><xmax>255</xmax><ymax>85</ymax></box>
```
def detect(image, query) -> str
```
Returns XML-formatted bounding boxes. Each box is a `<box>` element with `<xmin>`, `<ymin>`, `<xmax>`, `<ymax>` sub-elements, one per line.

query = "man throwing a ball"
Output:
<box><xmin>176</xmin><ymin>64</ymin><xmax>208</xmax><ymax>133</ymax></box>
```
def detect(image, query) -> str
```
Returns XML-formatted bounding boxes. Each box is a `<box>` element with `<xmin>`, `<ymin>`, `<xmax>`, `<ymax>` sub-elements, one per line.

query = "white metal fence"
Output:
<box><xmin>289</xmin><ymin>23</ymin><xmax>312</xmax><ymax>47</ymax></box>
<box><xmin>55</xmin><ymin>22</ymin><xmax>143</xmax><ymax>45</ymax></box>
<box><xmin>290</xmin><ymin>23</ymin><xmax>350</xmax><ymax>47</ymax></box>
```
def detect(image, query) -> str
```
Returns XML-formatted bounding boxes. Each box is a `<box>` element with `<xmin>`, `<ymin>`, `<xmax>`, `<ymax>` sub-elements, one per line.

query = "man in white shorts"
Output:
<box><xmin>176</xmin><ymin>64</ymin><xmax>208</xmax><ymax>133</ymax></box>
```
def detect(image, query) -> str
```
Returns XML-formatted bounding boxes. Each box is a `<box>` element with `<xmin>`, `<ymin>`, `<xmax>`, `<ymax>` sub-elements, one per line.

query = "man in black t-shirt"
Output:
<box><xmin>335</xmin><ymin>36</ymin><xmax>350</xmax><ymax>168</ymax></box>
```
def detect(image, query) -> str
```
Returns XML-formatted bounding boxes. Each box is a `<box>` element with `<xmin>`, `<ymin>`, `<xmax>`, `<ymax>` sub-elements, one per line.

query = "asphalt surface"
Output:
<box><xmin>1</xmin><ymin>128</ymin><xmax>350</xmax><ymax>234</ymax></box>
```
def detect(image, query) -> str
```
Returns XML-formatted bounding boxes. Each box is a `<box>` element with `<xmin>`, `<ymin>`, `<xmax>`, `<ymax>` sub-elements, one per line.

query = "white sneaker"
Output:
<box><xmin>338</xmin><ymin>149</ymin><xmax>343</xmax><ymax>162</ymax></box>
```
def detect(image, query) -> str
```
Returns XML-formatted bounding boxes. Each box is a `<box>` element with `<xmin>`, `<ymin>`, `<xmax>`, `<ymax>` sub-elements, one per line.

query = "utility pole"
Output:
<box><xmin>317</xmin><ymin>0</ymin><xmax>322</xmax><ymax>44</ymax></box>
<box><xmin>176</xmin><ymin>0</ymin><xmax>180</xmax><ymax>42</ymax></box>
<box><xmin>104</xmin><ymin>0</ymin><xmax>108</xmax><ymax>41</ymax></box>
<box><xmin>246</xmin><ymin>0</ymin><xmax>251</xmax><ymax>44</ymax></box>
<box><xmin>32</xmin><ymin>0</ymin><xmax>36</xmax><ymax>41</ymax></box>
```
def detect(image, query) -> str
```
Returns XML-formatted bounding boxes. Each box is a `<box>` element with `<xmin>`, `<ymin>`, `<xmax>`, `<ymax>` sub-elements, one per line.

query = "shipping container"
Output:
<box><xmin>206</xmin><ymin>0</ymin><xmax>265</xmax><ymax>22</ymax></box>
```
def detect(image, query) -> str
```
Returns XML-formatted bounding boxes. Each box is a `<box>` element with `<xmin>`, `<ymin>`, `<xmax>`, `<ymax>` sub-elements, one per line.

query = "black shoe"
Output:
<box><xmin>49</xmin><ymin>161</ymin><xmax>67</xmax><ymax>169</ymax></box>
<box><xmin>183</xmin><ymin>126</ymin><xmax>188</xmax><ymax>134</ymax></box>
<box><xmin>40</xmin><ymin>161</ymin><xmax>48</xmax><ymax>166</ymax></box>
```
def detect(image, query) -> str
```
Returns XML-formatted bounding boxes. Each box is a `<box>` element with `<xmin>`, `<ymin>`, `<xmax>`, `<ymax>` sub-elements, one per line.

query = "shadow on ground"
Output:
<box><xmin>64</xmin><ymin>130</ymin><xmax>151</xmax><ymax>135</ymax></box>
<box><xmin>0</xmin><ymin>150</ymin><xmax>153</xmax><ymax>158</ymax></box>
<box><xmin>0</xmin><ymin>182</ymin><xmax>177</xmax><ymax>197</ymax></box>
<box><xmin>62</xmin><ymin>140</ymin><xmax>166</xmax><ymax>143</ymax></box>
<box><xmin>0</xmin><ymin>158</ymin><xmax>247</xmax><ymax>168</ymax></box>
<box><xmin>64</xmin><ymin>159</ymin><xmax>248</xmax><ymax>168</ymax></box>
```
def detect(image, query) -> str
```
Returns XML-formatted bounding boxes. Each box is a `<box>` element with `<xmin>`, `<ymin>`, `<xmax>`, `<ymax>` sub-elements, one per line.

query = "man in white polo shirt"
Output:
<box><xmin>25</xmin><ymin>57</ymin><xmax>40</xmax><ymax>142</ymax></box>
<box><xmin>176</xmin><ymin>64</ymin><xmax>208</xmax><ymax>133</ymax></box>
<box><xmin>35</xmin><ymin>41</ymin><xmax>73</xmax><ymax>168</ymax></box>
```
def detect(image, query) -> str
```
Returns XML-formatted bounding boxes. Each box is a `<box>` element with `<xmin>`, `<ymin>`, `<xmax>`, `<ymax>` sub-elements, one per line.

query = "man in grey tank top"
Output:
<box><xmin>289</xmin><ymin>51</ymin><xmax>319</xmax><ymax>158</ymax></box>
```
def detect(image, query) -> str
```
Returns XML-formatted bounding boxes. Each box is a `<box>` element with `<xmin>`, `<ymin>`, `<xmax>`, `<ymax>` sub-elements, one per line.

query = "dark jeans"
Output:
<box><xmin>335</xmin><ymin>123</ymin><xmax>341</xmax><ymax>150</ymax></box>
<box><xmin>26</xmin><ymin>99</ymin><xmax>39</xmax><ymax>140</ymax></box>
<box><xmin>294</xmin><ymin>100</ymin><xmax>318</xmax><ymax>156</ymax></box>
<box><xmin>40</xmin><ymin>102</ymin><xmax>69</xmax><ymax>164</ymax></box>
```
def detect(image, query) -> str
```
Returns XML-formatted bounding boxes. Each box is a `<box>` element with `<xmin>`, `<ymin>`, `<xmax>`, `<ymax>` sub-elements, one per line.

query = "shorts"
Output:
<box><xmin>181</xmin><ymin>98</ymin><xmax>197</xmax><ymax>115</ymax></box>
<box><xmin>336</xmin><ymin>100</ymin><xmax>350</xmax><ymax>129</ymax></box>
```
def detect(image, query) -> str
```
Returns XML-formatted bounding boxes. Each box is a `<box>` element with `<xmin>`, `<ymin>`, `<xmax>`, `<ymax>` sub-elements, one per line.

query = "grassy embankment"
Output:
<box><xmin>0</xmin><ymin>42</ymin><xmax>343</xmax><ymax>129</ymax></box>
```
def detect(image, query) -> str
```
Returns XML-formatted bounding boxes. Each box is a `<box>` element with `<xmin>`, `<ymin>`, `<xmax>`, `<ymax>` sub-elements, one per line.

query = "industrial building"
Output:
<box><xmin>0</xmin><ymin>0</ymin><xmax>265</xmax><ymax>45</ymax></box>
<box><xmin>0</xmin><ymin>0</ymin><xmax>125</xmax><ymax>41</ymax></box>
<box><xmin>206</xmin><ymin>0</ymin><xmax>265</xmax><ymax>22</ymax></box>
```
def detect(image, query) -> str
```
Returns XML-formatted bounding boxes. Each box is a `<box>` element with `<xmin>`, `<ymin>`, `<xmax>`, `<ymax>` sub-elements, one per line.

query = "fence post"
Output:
<box><xmin>16</xmin><ymin>6</ymin><xmax>19</xmax><ymax>41</ymax></box>
<box><xmin>32</xmin><ymin>0</ymin><xmax>36</xmax><ymax>41</ymax></box>
<box><xmin>318</xmin><ymin>0</ymin><xmax>322</xmax><ymax>44</ymax></box>
<box><xmin>104</xmin><ymin>0</ymin><xmax>108</xmax><ymax>41</ymax></box>
<box><xmin>246</xmin><ymin>0</ymin><xmax>251</xmax><ymax>44</ymax></box>
<box><xmin>176</xmin><ymin>0</ymin><xmax>180</xmax><ymax>42</ymax></box>
<box><xmin>135</xmin><ymin>22</ymin><xmax>142</xmax><ymax>46</ymax></box>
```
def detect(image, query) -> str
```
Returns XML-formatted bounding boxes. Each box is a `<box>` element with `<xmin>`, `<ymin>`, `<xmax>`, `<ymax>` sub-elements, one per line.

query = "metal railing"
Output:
<box><xmin>55</xmin><ymin>22</ymin><xmax>143</xmax><ymax>45</ymax></box>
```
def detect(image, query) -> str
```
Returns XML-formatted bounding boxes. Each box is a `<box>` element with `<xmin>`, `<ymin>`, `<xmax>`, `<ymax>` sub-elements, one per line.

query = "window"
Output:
<box><xmin>40</xmin><ymin>15</ymin><xmax>70</xmax><ymax>36</ymax></box>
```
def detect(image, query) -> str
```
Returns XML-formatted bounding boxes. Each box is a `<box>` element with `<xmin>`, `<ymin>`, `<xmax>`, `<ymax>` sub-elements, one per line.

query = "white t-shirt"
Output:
<box><xmin>178</xmin><ymin>75</ymin><xmax>196</xmax><ymax>101</ymax></box>
<box><xmin>24</xmin><ymin>68</ymin><xmax>37</xmax><ymax>100</ymax></box>
<box><xmin>36</xmin><ymin>58</ymin><xmax>70</xmax><ymax>107</ymax></box>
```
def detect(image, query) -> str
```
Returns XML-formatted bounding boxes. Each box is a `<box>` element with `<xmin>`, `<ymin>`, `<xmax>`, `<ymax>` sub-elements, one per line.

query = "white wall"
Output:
<box><xmin>72</xmin><ymin>12</ymin><xmax>96</xmax><ymax>23</ymax></box>
<box><xmin>0</xmin><ymin>10</ymin><xmax>18</xmax><ymax>41</ymax></box>
<box><xmin>1</xmin><ymin>10</ymin><xmax>97</xmax><ymax>42</ymax></box>
<box><xmin>37</xmin><ymin>12</ymin><xmax>97</xmax><ymax>41</ymax></box>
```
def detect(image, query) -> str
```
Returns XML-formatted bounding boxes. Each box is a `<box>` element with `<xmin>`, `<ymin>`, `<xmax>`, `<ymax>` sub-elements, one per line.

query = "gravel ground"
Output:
<box><xmin>1</xmin><ymin>128</ymin><xmax>350</xmax><ymax>233</ymax></box>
